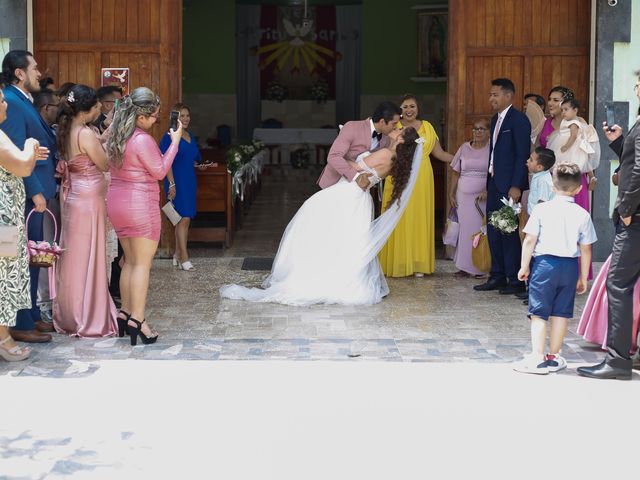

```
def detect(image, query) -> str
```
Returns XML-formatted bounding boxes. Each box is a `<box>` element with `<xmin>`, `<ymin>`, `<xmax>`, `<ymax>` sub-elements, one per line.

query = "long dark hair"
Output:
<box><xmin>548</xmin><ymin>85</ymin><xmax>574</xmax><ymax>102</ymax></box>
<box><xmin>387</xmin><ymin>127</ymin><xmax>419</xmax><ymax>208</ymax></box>
<box><xmin>0</xmin><ymin>50</ymin><xmax>33</xmax><ymax>85</ymax></box>
<box><xmin>56</xmin><ymin>84</ymin><xmax>98</xmax><ymax>160</ymax></box>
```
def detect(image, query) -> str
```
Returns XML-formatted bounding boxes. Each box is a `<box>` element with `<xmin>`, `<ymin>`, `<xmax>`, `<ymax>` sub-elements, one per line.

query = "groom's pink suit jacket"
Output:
<box><xmin>317</xmin><ymin>119</ymin><xmax>390</xmax><ymax>189</ymax></box>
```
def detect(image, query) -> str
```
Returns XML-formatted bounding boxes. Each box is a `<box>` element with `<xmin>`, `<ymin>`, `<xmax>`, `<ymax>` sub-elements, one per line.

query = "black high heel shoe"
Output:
<box><xmin>128</xmin><ymin>318</ymin><xmax>158</xmax><ymax>346</ymax></box>
<box><xmin>117</xmin><ymin>311</ymin><xmax>131</xmax><ymax>338</ymax></box>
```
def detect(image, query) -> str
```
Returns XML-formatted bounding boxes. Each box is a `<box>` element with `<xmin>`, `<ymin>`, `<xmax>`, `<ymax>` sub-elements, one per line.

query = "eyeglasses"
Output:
<box><xmin>635</xmin><ymin>84</ymin><xmax>640</xmax><ymax>92</ymax></box>
<box><xmin>46</xmin><ymin>103</ymin><xmax>59</xmax><ymax>108</ymax></box>
<box><xmin>472</xmin><ymin>127</ymin><xmax>487</xmax><ymax>132</ymax></box>
<box><xmin>148</xmin><ymin>112</ymin><xmax>160</xmax><ymax>118</ymax></box>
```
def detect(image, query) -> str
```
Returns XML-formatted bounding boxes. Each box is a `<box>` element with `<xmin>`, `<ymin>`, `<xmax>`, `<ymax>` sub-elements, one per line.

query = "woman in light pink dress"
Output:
<box><xmin>448</xmin><ymin>118</ymin><xmax>490</xmax><ymax>277</ymax></box>
<box><xmin>52</xmin><ymin>85</ymin><xmax>118</xmax><ymax>337</ymax></box>
<box><xmin>106</xmin><ymin>87</ymin><xmax>181</xmax><ymax>345</ymax></box>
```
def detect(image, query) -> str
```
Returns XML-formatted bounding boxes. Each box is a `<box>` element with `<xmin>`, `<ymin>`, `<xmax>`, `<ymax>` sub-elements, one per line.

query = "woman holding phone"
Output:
<box><xmin>162</xmin><ymin>103</ymin><xmax>201</xmax><ymax>271</ymax></box>
<box><xmin>106</xmin><ymin>87</ymin><xmax>182</xmax><ymax>345</ymax></box>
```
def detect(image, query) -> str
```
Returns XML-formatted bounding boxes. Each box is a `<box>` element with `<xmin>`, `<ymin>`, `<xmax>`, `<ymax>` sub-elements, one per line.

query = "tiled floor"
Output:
<box><xmin>0</xmin><ymin>165</ymin><xmax>607</xmax><ymax>378</ymax></box>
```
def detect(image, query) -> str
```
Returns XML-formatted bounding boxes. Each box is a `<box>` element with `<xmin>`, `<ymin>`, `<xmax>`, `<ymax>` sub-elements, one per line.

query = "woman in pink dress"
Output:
<box><xmin>106</xmin><ymin>87</ymin><xmax>181</xmax><ymax>345</ymax></box>
<box><xmin>448</xmin><ymin>118</ymin><xmax>490</xmax><ymax>277</ymax></box>
<box><xmin>52</xmin><ymin>85</ymin><xmax>118</xmax><ymax>337</ymax></box>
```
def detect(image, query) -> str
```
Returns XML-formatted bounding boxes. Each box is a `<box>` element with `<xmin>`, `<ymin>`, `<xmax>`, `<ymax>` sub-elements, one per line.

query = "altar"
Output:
<box><xmin>252</xmin><ymin>128</ymin><xmax>338</xmax><ymax>164</ymax></box>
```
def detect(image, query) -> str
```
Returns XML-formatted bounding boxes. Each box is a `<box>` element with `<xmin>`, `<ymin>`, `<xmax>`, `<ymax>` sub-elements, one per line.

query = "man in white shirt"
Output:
<box><xmin>514</xmin><ymin>164</ymin><xmax>597</xmax><ymax>374</ymax></box>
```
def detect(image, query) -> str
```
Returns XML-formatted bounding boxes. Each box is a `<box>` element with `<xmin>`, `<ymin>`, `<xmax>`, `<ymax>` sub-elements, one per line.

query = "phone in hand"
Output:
<box><xmin>169</xmin><ymin>110</ymin><xmax>180</xmax><ymax>132</ymax></box>
<box><xmin>114</xmin><ymin>98</ymin><xmax>120</xmax><ymax>111</ymax></box>
<box><xmin>605</xmin><ymin>103</ymin><xmax>616</xmax><ymax>132</ymax></box>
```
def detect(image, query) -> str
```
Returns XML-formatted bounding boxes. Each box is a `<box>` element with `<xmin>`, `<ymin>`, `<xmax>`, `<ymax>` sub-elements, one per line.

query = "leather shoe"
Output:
<box><xmin>577</xmin><ymin>360</ymin><xmax>632</xmax><ymax>380</ymax></box>
<box><xmin>35</xmin><ymin>320</ymin><xmax>55</xmax><ymax>333</ymax></box>
<box><xmin>515</xmin><ymin>290</ymin><xmax>528</xmax><ymax>300</ymax></box>
<box><xmin>499</xmin><ymin>283</ymin><xmax>527</xmax><ymax>295</ymax></box>
<box><xmin>9</xmin><ymin>329</ymin><xmax>52</xmax><ymax>343</ymax></box>
<box><xmin>473</xmin><ymin>278</ymin><xmax>507</xmax><ymax>291</ymax></box>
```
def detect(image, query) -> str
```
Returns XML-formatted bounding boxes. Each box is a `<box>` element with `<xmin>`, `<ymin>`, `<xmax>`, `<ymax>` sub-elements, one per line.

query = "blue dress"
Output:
<box><xmin>161</xmin><ymin>132</ymin><xmax>200</xmax><ymax>218</ymax></box>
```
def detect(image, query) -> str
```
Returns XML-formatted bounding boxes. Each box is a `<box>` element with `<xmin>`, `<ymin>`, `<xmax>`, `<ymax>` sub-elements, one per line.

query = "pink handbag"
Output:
<box><xmin>442</xmin><ymin>207</ymin><xmax>460</xmax><ymax>247</ymax></box>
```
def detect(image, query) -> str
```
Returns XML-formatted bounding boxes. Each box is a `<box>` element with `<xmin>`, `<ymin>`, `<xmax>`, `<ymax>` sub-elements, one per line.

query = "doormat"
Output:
<box><xmin>241</xmin><ymin>257</ymin><xmax>274</xmax><ymax>271</ymax></box>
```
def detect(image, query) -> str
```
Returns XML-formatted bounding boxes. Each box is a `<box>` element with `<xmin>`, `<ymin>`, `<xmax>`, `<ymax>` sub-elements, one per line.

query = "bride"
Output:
<box><xmin>220</xmin><ymin>126</ymin><xmax>422</xmax><ymax>306</ymax></box>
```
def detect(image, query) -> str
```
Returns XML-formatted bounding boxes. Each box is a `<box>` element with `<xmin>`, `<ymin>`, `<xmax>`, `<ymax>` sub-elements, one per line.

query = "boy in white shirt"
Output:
<box><xmin>514</xmin><ymin>163</ymin><xmax>597</xmax><ymax>374</ymax></box>
<box><xmin>527</xmin><ymin>147</ymin><xmax>555</xmax><ymax>215</ymax></box>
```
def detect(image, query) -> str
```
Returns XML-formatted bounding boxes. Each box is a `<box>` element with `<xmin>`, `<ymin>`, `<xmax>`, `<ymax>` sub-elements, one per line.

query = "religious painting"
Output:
<box><xmin>101</xmin><ymin>68</ymin><xmax>130</xmax><ymax>95</ymax></box>
<box><xmin>254</xmin><ymin>5</ymin><xmax>340</xmax><ymax>101</ymax></box>
<box><xmin>417</xmin><ymin>10</ymin><xmax>447</xmax><ymax>78</ymax></box>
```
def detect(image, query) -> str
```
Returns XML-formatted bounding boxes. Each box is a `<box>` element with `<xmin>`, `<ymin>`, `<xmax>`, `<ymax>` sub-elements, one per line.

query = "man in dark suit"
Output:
<box><xmin>578</xmin><ymin>71</ymin><xmax>640</xmax><ymax>380</ymax></box>
<box><xmin>474</xmin><ymin>78</ymin><xmax>531</xmax><ymax>295</ymax></box>
<box><xmin>0</xmin><ymin>50</ymin><xmax>57</xmax><ymax>343</ymax></box>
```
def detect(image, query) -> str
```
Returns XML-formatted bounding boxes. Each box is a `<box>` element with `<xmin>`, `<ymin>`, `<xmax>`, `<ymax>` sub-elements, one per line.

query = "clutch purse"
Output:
<box><xmin>0</xmin><ymin>225</ymin><xmax>19</xmax><ymax>258</ymax></box>
<box><xmin>161</xmin><ymin>201</ymin><xmax>182</xmax><ymax>226</ymax></box>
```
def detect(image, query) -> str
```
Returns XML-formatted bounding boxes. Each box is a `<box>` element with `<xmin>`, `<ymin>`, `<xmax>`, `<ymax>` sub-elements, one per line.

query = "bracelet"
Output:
<box><xmin>169</xmin><ymin>182</ymin><xmax>176</xmax><ymax>188</ymax></box>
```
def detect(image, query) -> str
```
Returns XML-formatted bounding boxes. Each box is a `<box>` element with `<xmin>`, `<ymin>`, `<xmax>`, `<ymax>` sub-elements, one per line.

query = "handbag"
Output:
<box><xmin>161</xmin><ymin>201</ymin><xmax>182</xmax><ymax>226</ymax></box>
<box><xmin>471</xmin><ymin>197</ymin><xmax>491</xmax><ymax>273</ymax></box>
<box><xmin>442</xmin><ymin>207</ymin><xmax>460</xmax><ymax>247</ymax></box>
<box><xmin>0</xmin><ymin>225</ymin><xmax>19</xmax><ymax>258</ymax></box>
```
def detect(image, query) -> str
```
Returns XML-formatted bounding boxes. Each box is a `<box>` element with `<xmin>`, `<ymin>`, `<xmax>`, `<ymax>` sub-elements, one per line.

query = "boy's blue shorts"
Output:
<box><xmin>528</xmin><ymin>255</ymin><xmax>579</xmax><ymax>321</ymax></box>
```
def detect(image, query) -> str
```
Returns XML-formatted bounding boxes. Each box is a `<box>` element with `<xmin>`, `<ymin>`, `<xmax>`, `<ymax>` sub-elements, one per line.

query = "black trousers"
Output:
<box><xmin>606</xmin><ymin>218</ymin><xmax>640</xmax><ymax>365</ymax></box>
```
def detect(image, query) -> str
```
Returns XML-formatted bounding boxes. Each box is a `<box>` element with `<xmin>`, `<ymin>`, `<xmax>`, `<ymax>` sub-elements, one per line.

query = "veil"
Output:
<box><xmin>361</xmin><ymin>142</ymin><xmax>424</xmax><ymax>264</ymax></box>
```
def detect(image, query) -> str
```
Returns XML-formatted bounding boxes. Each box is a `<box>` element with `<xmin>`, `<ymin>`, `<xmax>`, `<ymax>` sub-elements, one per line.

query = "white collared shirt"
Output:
<box><xmin>11</xmin><ymin>84</ymin><xmax>33</xmax><ymax>103</ymax></box>
<box><xmin>489</xmin><ymin>104</ymin><xmax>512</xmax><ymax>175</ymax></box>
<box><xmin>369</xmin><ymin>119</ymin><xmax>379</xmax><ymax>150</ymax></box>
<box><xmin>523</xmin><ymin>195</ymin><xmax>597</xmax><ymax>258</ymax></box>
<box><xmin>527</xmin><ymin>170</ymin><xmax>554</xmax><ymax>214</ymax></box>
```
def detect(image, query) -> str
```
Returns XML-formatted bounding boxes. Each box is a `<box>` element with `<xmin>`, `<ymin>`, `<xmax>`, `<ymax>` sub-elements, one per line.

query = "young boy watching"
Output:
<box><xmin>527</xmin><ymin>147</ymin><xmax>556</xmax><ymax>215</ymax></box>
<box><xmin>514</xmin><ymin>163</ymin><xmax>597</xmax><ymax>374</ymax></box>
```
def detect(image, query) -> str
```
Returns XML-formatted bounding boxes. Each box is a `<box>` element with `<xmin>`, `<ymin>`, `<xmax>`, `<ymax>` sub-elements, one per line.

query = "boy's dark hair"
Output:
<box><xmin>561</xmin><ymin>98</ymin><xmax>580</xmax><ymax>110</ymax></box>
<box><xmin>39</xmin><ymin>76</ymin><xmax>55</xmax><ymax>90</ymax></box>
<box><xmin>524</xmin><ymin>93</ymin><xmax>545</xmax><ymax>108</ymax></box>
<box><xmin>553</xmin><ymin>163</ymin><xmax>582</xmax><ymax>192</ymax></box>
<box><xmin>372</xmin><ymin>101</ymin><xmax>402</xmax><ymax>123</ymax></box>
<box><xmin>534</xmin><ymin>147</ymin><xmax>555</xmax><ymax>171</ymax></box>
<box><xmin>0</xmin><ymin>50</ymin><xmax>33</xmax><ymax>84</ymax></box>
<box><xmin>491</xmin><ymin>78</ymin><xmax>515</xmax><ymax>94</ymax></box>
<box><xmin>33</xmin><ymin>89</ymin><xmax>57</xmax><ymax>111</ymax></box>
<box><xmin>96</xmin><ymin>85</ymin><xmax>124</xmax><ymax>99</ymax></box>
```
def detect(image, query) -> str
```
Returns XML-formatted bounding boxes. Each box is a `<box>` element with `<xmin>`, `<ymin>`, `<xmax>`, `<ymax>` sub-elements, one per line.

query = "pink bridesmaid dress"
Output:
<box><xmin>577</xmin><ymin>255</ymin><xmax>640</xmax><ymax>353</ymax></box>
<box><xmin>107</xmin><ymin>128</ymin><xmax>178</xmax><ymax>242</ymax></box>
<box><xmin>53</xmin><ymin>133</ymin><xmax>118</xmax><ymax>337</ymax></box>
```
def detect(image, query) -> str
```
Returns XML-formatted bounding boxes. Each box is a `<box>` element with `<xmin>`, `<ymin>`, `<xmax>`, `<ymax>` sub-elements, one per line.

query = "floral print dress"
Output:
<box><xmin>0</xmin><ymin>166</ymin><xmax>30</xmax><ymax>326</ymax></box>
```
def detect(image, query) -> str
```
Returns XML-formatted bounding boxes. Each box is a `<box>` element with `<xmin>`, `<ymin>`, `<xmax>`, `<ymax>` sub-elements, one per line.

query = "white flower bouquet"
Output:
<box><xmin>488</xmin><ymin>197</ymin><xmax>521</xmax><ymax>234</ymax></box>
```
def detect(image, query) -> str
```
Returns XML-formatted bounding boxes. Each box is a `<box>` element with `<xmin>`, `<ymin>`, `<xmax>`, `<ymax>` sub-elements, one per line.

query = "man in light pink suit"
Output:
<box><xmin>318</xmin><ymin>102</ymin><xmax>402</xmax><ymax>191</ymax></box>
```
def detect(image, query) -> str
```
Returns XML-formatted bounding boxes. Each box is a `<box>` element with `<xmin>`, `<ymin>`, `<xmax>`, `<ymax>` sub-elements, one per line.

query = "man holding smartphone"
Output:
<box><xmin>93</xmin><ymin>85</ymin><xmax>123</xmax><ymax>133</ymax></box>
<box><xmin>578</xmin><ymin>70</ymin><xmax>640</xmax><ymax>380</ymax></box>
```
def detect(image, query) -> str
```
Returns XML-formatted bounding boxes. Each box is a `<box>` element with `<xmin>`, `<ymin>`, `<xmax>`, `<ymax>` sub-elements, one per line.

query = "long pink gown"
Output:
<box><xmin>577</xmin><ymin>255</ymin><xmax>640</xmax><ymax>353</ymax></box>
<box><xmin>107</xmin><ymin>129</ymin><xmax>178</xmax><ymax>242</ymax></box>
<box><xmin>53</xmin><ymin>149</ymin><xmax>118</xmax><ymax>337</ymax></box>
<box><xmin>451</xmin><ymin>141</ymin><xmax>489</xmax><ymax>276</ymax></box>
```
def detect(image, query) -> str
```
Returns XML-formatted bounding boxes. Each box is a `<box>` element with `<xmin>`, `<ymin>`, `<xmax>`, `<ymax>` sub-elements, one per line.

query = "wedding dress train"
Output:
<box><xmin>220</xmin><ymin>145</ymin><xmax>423</xmax><ymax>306</ymax></box>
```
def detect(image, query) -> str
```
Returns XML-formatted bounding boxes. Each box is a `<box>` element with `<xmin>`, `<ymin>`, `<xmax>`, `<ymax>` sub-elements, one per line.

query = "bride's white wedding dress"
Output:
<box><xmin>220</xmin><ymin>144</ymin><xmax>423</xmax><ymax>306</ymax></box>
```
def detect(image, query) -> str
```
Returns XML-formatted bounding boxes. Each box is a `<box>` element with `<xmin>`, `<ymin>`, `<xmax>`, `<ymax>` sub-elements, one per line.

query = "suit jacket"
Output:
<box><xmin>0</xmin><ymin>85</ymin><xmax>57</xmax><ymax>200</ymax></box>
<box><xmin>488</xmin><ymin>106</ymin><xmax>531</xmax><ymax>193</ymax></box>
<box><xmin>317</xmin><ymin>119</ymin><xmax>390</xmax><ymax>189</ymax></box>
<box><xmin>609</xmin><ymin>118</ymin><xmax>640</xmax><ymax>219</ymax></box>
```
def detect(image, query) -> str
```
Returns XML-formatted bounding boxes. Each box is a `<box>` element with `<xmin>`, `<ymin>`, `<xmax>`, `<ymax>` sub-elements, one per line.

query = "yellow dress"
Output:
<box><xmin>378</xmin><ymin>120</ymin><xmax>438</xmax><ymax>277</ymax></box>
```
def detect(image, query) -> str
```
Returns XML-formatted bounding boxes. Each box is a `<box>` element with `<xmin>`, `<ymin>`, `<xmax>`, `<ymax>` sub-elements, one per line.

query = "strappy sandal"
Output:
<box><xmin>0</xmin><ymin>335</ymin><xmax>30</xmax><ymax>362</ymax></box>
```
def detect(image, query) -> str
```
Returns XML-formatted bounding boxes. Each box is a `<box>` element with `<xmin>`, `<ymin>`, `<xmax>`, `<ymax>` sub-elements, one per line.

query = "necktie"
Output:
<box><xmin>372</xmin><ymin>131</ymin><xmax>382</xmax><ymax>142</ymax></box>
<box><xmin>489</xmin><ymin>115</ymin><xmax>503</xmax><ymax>175</ymax></box>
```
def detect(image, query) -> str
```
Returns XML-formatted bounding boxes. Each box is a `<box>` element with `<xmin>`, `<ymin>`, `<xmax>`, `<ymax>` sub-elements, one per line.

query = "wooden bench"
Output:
<box><xmin>188</xmin><ymin>149</ymin><xmax>235</xmax><ymax>248</ymax></box>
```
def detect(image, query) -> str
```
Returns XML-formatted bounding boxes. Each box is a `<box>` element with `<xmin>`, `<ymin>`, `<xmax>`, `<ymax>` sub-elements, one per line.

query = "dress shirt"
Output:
<box><xmin>11</xmin><ymin>84</ymin><xmax>33</xmax><ymax>103</ymax></box>
<box><xmin>489</xmin><ymin>104</ymin><xmax>512</xmax><ymax>175</ymax></box>
<box><xmin>369</xmin><ymin>119</ymin><xmax>379</xmax><ymax>150</ymax></box>
<box><xmin>523</xmin><ymin>195</ymin><xmax>597</xmax><ymax>258</ymax></box>
<box><xmin>527</xmin><ymin>170</ymin><xmax>555</xmax><ymax>215</ymax></box>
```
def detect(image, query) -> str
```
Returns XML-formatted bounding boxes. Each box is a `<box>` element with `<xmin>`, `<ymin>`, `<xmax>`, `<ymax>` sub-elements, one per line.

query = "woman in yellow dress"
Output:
<box><xmin>378</xmin><ymin>94</ymin><xmax>453</xmax><ymax>277</ymax></box>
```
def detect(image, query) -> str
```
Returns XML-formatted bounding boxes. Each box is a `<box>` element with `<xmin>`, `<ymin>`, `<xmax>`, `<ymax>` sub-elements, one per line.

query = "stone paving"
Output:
<box><xmin>0</xmin><ymin>165</ymin><xmax>607</xmax><ymax>379</ymax></box>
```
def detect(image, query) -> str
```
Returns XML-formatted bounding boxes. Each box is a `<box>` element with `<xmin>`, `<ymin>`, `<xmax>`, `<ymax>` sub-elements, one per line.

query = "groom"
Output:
<box><xmin>318</xmin><ymin>102</ymin><xmax>402</xmax><ymax>190</ymax></box>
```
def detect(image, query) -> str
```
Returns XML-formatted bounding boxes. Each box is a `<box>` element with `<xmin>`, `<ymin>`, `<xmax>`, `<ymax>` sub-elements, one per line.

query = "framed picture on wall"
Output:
<box><xmin>417</xmin><ymin>9</ymin><xmax>447</xmax><ymax>78</ymax></box>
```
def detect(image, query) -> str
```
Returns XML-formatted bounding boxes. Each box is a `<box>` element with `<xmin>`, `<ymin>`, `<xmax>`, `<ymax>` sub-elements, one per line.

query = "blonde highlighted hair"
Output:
<box><xmin>106</xmin><ymin>87</ymin><xmax>160</xmax><ymax>168</ymax></box>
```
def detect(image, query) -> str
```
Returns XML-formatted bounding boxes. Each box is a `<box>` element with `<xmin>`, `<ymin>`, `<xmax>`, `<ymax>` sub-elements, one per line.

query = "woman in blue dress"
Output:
<box><xmin>161</xmin><ymin>103</ymin><xmax>200</xmax><ymax>271</ymax></box>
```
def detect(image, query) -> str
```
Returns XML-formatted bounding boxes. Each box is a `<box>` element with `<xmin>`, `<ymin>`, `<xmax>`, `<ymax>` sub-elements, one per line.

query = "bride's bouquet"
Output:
<box><xmin>489</xmin><ymin>197</ymin><xmax>521</xmax><ymax>234</ymax></box>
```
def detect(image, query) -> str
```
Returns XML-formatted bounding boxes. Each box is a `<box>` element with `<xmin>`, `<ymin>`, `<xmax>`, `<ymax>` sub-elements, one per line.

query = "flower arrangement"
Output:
<box><xmin>290</xmin><ymin>147</ymin><xmax>310</xmax><ymax>169</ymax></box>
<box><xmin>28</xmin><ymin>240</ymin><xmax>63</xmax><ymax>267</ymax></box>
<box><xmin>488</xmin><ymin>197</ymin><xmax>521</xmax><ymax>234</ymax></box>
<box><xmin>266</xmin><ymin>80</ymin><xmax>288</xmax><ymax>102</ymax></box>
<box><xmin>225</xmin><ymin>141</ymin><xmax>267</xmax><ymax>175</ymax></box>
<box><xmin>309</xmin><ymin>80</ymin><xmax>329</xmax><ymax>103</ymax></box>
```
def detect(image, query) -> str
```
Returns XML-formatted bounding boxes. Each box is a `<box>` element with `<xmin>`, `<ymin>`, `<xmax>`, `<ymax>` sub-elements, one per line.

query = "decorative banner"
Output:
<box><xmin>254</xmin><ymin>6</ymin><xmax>339</xmax><ymax>102</ymax></box>
<box><xmin>101</xmin><ymin>68</ymin><xmax>130</xmax><ymax>94</ymax></box>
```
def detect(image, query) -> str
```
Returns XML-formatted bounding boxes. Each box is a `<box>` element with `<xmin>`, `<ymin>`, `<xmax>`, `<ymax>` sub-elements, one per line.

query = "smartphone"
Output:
<box><xmin>113</xmin><ymin>98</ymin><xmax>120</xmax><ymax>111</ymax></box>
<box><xmin>169</xmin><ymin>110</ymin><xmax>179</xmax><ymax>131</ymax></box>
<box><xmin>605</xmin><ymin>103</ymin><xmax>616</xmax><ymax>131</ymax></box>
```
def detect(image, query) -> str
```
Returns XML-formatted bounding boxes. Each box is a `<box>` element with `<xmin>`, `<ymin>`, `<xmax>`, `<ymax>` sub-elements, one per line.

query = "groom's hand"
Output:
<box><xmin>355</xmin><ymin>173</ymin><xmax>372</xmax><ymax>191</ymax></box>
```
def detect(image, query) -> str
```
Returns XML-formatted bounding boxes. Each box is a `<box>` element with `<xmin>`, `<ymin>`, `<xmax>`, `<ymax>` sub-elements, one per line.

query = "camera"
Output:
<box><xmin>608</xmin><ymin>0</ymin><xmax>617</xmax><ymax>6</ymax></box>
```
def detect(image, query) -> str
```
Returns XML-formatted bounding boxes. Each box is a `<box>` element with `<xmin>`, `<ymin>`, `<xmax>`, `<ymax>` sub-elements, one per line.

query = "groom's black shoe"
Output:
<box><xmin>499</xmin><ymin>283</ymin><xmax>527</xmax><ymax>295</ymax></box>
<box><xmin>515</xmin><ymin>290</ymin><xmax>528</xmax><ymax>300</ymax></box>
<box><xmin>473</xmin><ymin>278</ymin><xmax>507</xmax><ymax>291</ymax></box>
<box><xmin>577</xmin><ymin>360</ymin><xmax>632</xmax><ymax>380</ymax></box>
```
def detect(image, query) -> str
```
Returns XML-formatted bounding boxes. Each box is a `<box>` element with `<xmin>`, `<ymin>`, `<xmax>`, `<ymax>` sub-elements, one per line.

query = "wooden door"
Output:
<box><xmin>447</xmin><ymin>0</ymin><xmax>591</xmax><ymax>154</ymax></box>
<box><xmin>33</xmin><ymin>0</ymin><xmax>183</xmax><ymax>252</ymax></box>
